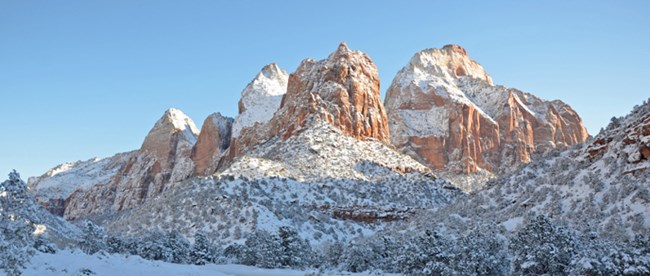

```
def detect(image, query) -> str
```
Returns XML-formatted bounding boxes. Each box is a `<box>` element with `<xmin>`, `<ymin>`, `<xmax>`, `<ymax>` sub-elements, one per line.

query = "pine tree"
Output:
<box><xmin>241</xmin><ymin>229</ymin><xmax>282</xmax><ymax>268</ymax></box>
<box><xmin>452</xmin><ymin>227</ymin><xmax>509</xmax><ymax>275</ymax></box>
<box><xmin>79</xmin><ymin>221</ymin><xmax>106</xmax><ymax>255</ymax></box>
<box><xmin>190</xmin><ymin>231</ymin><xmax>215</xmax><ymax>265</ymax></box>
<box><xmin>510</xmin><ymin>215</ymin><xmax>576</xmax><ymax>275</ymax></box>
<box><xmin>0</xmin><ymin>170</ymin><xmax>37</xmax><ymax>276</ymax></box>
<box><xmin>278</xmin><ymin>226</ymin><xmax>312</xmax><ymax>268</ymax></box>
<box><xmin>396</xmin><ymin>230</ymin><xmax>454</xmax><ymax>275</ymax></box>
<box><xmin>137</xmin><ymin>231</ymin><xmax>167</xmax><ymax>261</ymax></box>
<box><xmin>163</xmin><ymin>230</ymin><xmax>190</xmax><ymax>263</ymax></box>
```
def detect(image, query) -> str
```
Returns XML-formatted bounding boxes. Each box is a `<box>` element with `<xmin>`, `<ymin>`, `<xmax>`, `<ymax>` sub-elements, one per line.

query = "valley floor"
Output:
<box><xmin>24</xmin><ymin>250</ymin><xmax>393</xmax><ymax>276</ymax></box>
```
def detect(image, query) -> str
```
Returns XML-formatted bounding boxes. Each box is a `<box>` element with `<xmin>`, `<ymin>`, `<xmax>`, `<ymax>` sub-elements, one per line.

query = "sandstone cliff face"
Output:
<box><xmin>225</xmin><ymin>43</ymin><xmax>391</xmax><ymax>165</ymax></box>
<box><xmin>27</xmin><ymin>152</ymin><xmax>135</xmax><ymax>217</ymax></box>
<box><xmin>385</xmin><ymin>45</ymin><xmax>589</xmax><ymax>186</ymax></box>
<box><xmin>53</xmin><ymin>108</ymin><xmax>200</xmax><ymax>219</ymax></box>
<box><xmin>109</xmin><ymin>108</ymin><xmax>199</xmax><ymax>213</ymax></box>
<box><xmin>269</xmin><ymin>42</ymin><xmax>390</xmax><ymax>143</ymax></box>
<box><xmin>191</xmin><ymin>113</ymin><xmax>233</xmax><ymax>176</ymax></box>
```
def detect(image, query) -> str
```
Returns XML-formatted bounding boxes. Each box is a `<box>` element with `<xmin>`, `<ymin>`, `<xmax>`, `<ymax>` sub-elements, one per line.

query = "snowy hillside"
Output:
<box><xmin>27</xmin><ymin>152</ymin><xmax>135</xmax><ymax>215</ymax></box>
<box><xmin>435</xmin><ymin>99</ymin><xmax>650</xmax><ymax>239</ymax></box>
<box><xmin>104</xmin><ymin>122</ymin><xmax>460</xmax><ymax>245</ymax></box>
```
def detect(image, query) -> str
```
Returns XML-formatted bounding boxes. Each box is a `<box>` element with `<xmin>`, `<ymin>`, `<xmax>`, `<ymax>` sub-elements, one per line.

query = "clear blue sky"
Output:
<box><xmin>1</xmin><ymin>1</ymin><xmax>649</xmax><ymax>179</ymax></box>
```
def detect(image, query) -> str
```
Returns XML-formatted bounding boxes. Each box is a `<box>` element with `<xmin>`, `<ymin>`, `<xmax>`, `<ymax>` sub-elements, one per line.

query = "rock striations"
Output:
<box><xmin>385</xmin><ymin>44</ymin><xmax>588</xmax><ymax>189</ymax></box>
<box><xmin>29</xmin><ymin>43</ymin><xmax>592</xmax><ymax>224</ymax></box>
<box><xmin>449</xmin><ymin>98</ymin><xmax>650</xmax><ymax>237</ymax></box>
<box><xmin>30</xmin><ymin>108</ymin><xmax>202</xmax><ymax>219</ymax></box>
<box><xmin>226</xmin><ymin>43</ymin><xmax>391</xmax><ymax>166</ymax></box>
<box><xmin>269</xmin><ymin>42</ymin><xmax>390</xmax><ymax>143</ymax></box>
<box><xmin>110</xmin><ymin>108</ymin><xmax>199</xmax><ymax>213</ymax></box>
<box><xmin>191</xmin><ymin>113</ymin><xmax>233</xmax><ymax>176</ymax></box>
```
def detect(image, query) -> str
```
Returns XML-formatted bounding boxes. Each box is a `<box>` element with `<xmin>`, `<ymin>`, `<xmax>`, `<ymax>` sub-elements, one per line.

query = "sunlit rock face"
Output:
<box><xmin>385</xmin><ymin>44</ymin><xmax>588</xmax><ymax>189</ymax></box>
<box><xmin>224</xmin><ymin>43</ymin><xmax>391</xmax><ymax>166</ymax></box>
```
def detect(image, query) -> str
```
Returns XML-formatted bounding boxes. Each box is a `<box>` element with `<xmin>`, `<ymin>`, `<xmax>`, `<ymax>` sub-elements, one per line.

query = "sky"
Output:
<box><xmin>1</xmin><ymin>0</ymin><xmax>649</xmax><ymax>179</ymax></box>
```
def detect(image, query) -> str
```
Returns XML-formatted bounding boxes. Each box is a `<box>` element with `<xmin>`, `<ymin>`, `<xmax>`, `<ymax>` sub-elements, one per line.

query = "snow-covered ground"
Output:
<box><xmin>25</xmin><ymin>250</ymin><xmax>393</xmax><ymax>276</ymax></box>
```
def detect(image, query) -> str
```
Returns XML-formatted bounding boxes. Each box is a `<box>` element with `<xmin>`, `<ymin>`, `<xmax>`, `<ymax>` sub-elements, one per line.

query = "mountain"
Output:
<box><xmin>436</xmin><ymin>98</ymin><xmax>650</xmax><ymax>239</ymax></box>
<box><xmin>29</xmin><ymin>108</ymin><xmax>200</xmax><ymax>220</ymax></box>
<box><xmin>225</xmin><ymin>63</ymin><xmax>289</xmax><ymax>164</ymax></box>
<box><xmin>28</xmin><ymin>64</ymin><xmax>289</xmax><ymax>220</ymax></box>
<box><xmin>224</xmin><ymin>43</ymin><xmax>390</xmax><ymax>167</ymax></box>
<box><xmin>192</xmin><ymin>113</ymin><xmax>234</xmax><ymax>176</ymax></box>
<box><xmin>101</xmin><ymin>43</ymin><xmax>459</xmax><ymax>244</ymax></box>
<box><xmin>384</xmin><ymin>44</ymin><xmax>589</xmax><ymax>191</ymax></box>
<box><xmin>27</xmin><ymin>152</ymin><xmax>135</xmax><ymax>217</ymax></box>
<box><xmin>105</xmin><ymin>122</ymin><xmax>459</xmax><ymax>243</ymax></box>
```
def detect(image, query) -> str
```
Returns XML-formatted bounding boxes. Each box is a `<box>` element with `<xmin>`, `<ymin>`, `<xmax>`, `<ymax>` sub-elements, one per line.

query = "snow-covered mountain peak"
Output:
<box><xmin>385</xmin><ymin>45</ymin><xmax>588</xmax><ymax>189</ymax></box>
<box><xmin>442</xmin><ymin>44</ymin><xmax>468</xmax><ymax>55</ymax></box>
<box><xmin>267</xmin><ymin>43</ymin><xmax>389</xmax><ymax>143</ymax></box>
<box><xmin>142</xmin><ymin>108</ymin><xmax>199</xmax><ymax>153</ymax></box>
<box><xmin>408</xmin><ymin>44</ymin><xmax>493</xmax><ymax>85</ymax></box>
<box><xmin>232</xmin><ymin>64</ymin><xmax>289</xmax><ymax>138</ymax></box>
<box><xmin>258</xmin><ymin>63</ymin><xmax>285</xmax><ymax>81</ymax></box>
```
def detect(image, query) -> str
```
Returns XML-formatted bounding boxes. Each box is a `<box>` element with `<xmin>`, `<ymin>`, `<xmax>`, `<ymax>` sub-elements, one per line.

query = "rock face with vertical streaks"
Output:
<box><xmin>385</xmin><ymin>45</ymin><xmax>589</xmax><ymax>190</ymax></box>
<box><xmin>192</xmin><ymin>113</ymin><xmax>233</xmax><ymax>176</ymax></box>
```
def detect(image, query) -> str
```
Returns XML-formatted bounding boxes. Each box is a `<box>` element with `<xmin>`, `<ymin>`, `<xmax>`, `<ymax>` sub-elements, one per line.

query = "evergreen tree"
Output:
<box><xmin>106</xmin><ymin>235</ymin><xmax>126</xmax><ymax>254</ymax></box>
<box><xmin>163</xmin><ymin>230</ymin><xmax>190</xmax><ymax>263</ymax></box>
<box><xmin>241</xmin><ymin>229</ymin><xmax>282</xmax><ymax>268</ymax></box>
<box><xmin>79</xmin><ymin>221</ymin><xmax>106</xmax><ymax>255</ymax></box>
<box><xmin>0</xmin><ymin>170</ymin><xmax>36</xmax><ymax>276</ymax></box>
<box><xmin>510</xmin><ymin>215</ymin><xmax>576</xmax><ymax>275</ymax></box>
<box><xmin>278</xmin><ymin>226</ymin><xmax>312</xmax><ymax>268</ymax></box>
<box><xmin>452</xmin><ymin>227</ymin><xmax>509</xmax><ymax>275</ymax></box>
<box><xmin>397</xmin><ymin>230</ymin><xmax>454</xmax><ymax>275</ymax></box>
<box><xmin>137</xmin><ymin>231</ymin><xmax>167</xmax><ymax>261</ymax></box>
<box><xmin>190</xmin><ymin>231</ymin><xmax>215</xmax><ymax>265</ymax></box>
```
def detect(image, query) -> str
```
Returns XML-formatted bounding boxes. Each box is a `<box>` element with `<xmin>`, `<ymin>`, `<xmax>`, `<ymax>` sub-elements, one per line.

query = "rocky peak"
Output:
<box><xmin>385</xmin><ymin>45</ymin><xmax>588</xmax><ymax>190</ymax></box>
<box><xmin>192</xmin><ymin>113</ymin><xmax>234</xmax><ymax>176</ymax></box>
<box><xmin>141</xmin><ymin>108</ymin><xmax>199</xmax><ymax>164</ymax></box>
<box><xmin>442</xmin><ymin>44</ymin><xmax>468</xmax><ymax>55</ymax></box>
<box><xmin>233</xmin><ymin>63</ymin><xmax>289</xmax><ymax>137</ymax></box>
<box><xmin>408</xmin><ymin>45</ymin><xmax>493</xmax><ymax>85</ymax></box>
<box><xmin>269</xmin><ymin>42</ymin><xmax>390</xmax><ymax>143</ymax></box>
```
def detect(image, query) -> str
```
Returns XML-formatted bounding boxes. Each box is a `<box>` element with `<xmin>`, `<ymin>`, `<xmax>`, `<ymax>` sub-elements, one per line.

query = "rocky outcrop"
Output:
<box><xmin>27</xmin><ymin>152</ymin><xmax>136</xmax><ymax>217</ymax></box>
<box><xmin>232</xmin><ymin>63</ymin><xmax>289</xmax><ymax>138</ymax></box>
<box><xmin>269</xmin><ymin>42</ymin><xmax>390</xmax><ymax>143</ymax></box>
<box><xmin>109</xmin><ymin>108</ymin><xmax>199</xmax><ymax>213</ymax></box>
<box><xmin>224</xmin><ymin>64</ymin><xmax>289</xmax><ymax>165</ymax></box>
<box><xmin>30</xmin><ymin>108</ymin><xmax>201</xmax><ymax>220</ymax></box>
<box><xmin>385</xmin><ymin>45</ymin><xmax>589</xmax><ymax>187</ymax></box>
<box><xmin>587</xmin><ymin>99</ymin><xmax>650</xmax><ymax>169</ymax></box>
<box><xmin>192</xmin><ymin>113</ymin><xmax>233</xmax><ymax>176</ymax></box>
<box><xmin>225</xmin><ymin>43</ymin><xmax>391</xmax><ymax>166</ymax></box>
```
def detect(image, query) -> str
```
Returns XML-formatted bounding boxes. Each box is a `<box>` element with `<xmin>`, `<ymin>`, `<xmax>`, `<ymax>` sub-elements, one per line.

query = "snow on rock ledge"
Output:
<box><xmin>385</xmin><ymin>44</ymin><xmax>589</xmax><ymax>190</ymax></box>
<box><xmin>232</xmin><ymin>63</ymin><xmax>289</xmax><ymax>138</ymax></box>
